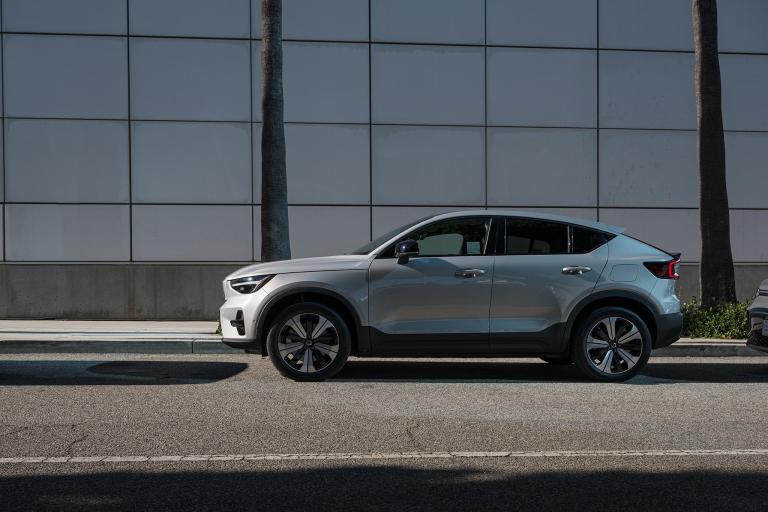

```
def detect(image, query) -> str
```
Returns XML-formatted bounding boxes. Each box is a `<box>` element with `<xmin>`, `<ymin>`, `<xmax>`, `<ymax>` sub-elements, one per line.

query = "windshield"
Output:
<box><xmin>349</xmin><ymin>216</ymin><xmax>432</xmax><ymax>255</ymax></box>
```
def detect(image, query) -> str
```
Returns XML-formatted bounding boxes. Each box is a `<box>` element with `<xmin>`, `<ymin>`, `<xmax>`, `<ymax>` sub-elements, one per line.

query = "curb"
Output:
<box><xmin>652</xmin><ymin>343</ymin><xmax>760</xmax><ymax>358</ymax></box>
<box><xmin>0</xmin><ymin>337</ymin><xmax>764</xmax><ymax>357</ymax></box>
<box><xmin>0</xmin><ymin>338</ymin><xmax>241</xmax><ymax>355</ymax></box>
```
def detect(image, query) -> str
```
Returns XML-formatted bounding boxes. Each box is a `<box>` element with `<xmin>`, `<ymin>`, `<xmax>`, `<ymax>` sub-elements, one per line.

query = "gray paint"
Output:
<box><xmin>369</xmin><ymin>255</ymin><xmax>494</xmax><ymax>335</ymax></box>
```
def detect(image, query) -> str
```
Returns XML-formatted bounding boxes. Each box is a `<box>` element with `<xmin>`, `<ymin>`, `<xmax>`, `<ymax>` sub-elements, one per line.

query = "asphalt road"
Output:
<box><xmin>1</xmin><ymin>353</ymin><xmax>768</xmax><ymax>511</ymax></box>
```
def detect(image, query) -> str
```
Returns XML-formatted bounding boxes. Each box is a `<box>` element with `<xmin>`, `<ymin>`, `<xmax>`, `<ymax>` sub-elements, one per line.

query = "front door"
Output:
<box><xmin>369</xmin><ymin>216</ymin><xmax>497</xmax><ymax>355</ymax></box>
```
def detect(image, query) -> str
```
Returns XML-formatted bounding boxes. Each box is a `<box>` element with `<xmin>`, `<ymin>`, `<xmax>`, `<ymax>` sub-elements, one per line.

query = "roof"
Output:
<box><xmin>426</xmin><ymin>209</ymin><xmax>625</xmax><ymax>235</ymax></box>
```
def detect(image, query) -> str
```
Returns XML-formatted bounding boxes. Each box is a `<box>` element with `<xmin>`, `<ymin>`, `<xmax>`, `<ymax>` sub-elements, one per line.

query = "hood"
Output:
<box><xmin>225</xmin><ymin>255</ymin><xmax>372</xmax><ymax>280</ymax></box>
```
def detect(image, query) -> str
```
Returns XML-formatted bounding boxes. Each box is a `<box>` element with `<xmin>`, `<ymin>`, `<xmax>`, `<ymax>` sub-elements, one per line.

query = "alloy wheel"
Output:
<box><xmin>276</xmin><ymin>313</ymin><xmax>340</xmax><ymax>373</ymax></box>
<box><xmin>584</xmin><ymin>316</ymin><xmax>643</xmax><ymax>376</ymax></box>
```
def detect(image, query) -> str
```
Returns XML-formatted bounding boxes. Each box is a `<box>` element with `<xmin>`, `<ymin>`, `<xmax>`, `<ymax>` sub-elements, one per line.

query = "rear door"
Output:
<box><xmin>489</xmin><ymin>218</ymin><xmax>610</xmax><ymax>352</ymax></box>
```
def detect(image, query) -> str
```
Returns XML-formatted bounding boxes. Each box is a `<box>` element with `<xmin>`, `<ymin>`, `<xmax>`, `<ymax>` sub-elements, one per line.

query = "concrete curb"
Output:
<box><xmin>652</xmin><ymin>341</ymin><xmax>760</xmax><ymax>358</ymax></box>
<box><xmin>0</xmin><ymin>337</ymin><xmax>241</xmax><ymax>355</ymax></box>
<box><xmin>0</xmin><ymin>336</ymin><xmax>763</xmax><ymax>357</ymax></box>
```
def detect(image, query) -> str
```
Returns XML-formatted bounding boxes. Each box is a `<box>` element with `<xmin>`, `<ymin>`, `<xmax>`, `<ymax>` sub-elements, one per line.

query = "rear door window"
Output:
<box><xmin>505</xmin><ymin>219</ymin><xmax>568</xmax><ymax>255</ymax></box>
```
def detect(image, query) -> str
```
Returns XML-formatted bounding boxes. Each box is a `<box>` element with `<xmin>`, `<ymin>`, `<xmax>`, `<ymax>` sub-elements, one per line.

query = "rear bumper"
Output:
<box><xmin>655</xmin><ymin>312</ymin><xmax>683</xmax><ymax>348</ymax></box>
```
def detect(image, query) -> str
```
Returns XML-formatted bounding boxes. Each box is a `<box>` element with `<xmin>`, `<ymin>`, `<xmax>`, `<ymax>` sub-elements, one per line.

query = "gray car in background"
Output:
<box><xmin>748</xmin><ymin>279</ymin><xmax>768</xmax><ymax>353</ymax></box>
<box><xmin>220</xmin><ymin>210</ymin><xmax>683</xmax><ymax>382</ymax></box>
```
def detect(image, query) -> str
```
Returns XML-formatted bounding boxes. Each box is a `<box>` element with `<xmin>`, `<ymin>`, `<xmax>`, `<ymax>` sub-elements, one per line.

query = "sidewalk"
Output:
<box><xmin>0</xmin><ymin>320</ymin><xmax>762</xmax><ymax>357</ymax></box>
<box><xmin>0</xmin><ymin>320</ymin><xmax>236</xmax><ymax>355</ymax></box>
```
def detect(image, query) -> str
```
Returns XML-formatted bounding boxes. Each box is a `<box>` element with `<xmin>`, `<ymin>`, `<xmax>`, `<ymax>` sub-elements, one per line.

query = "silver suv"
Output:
<box><xmin>220</xmin><ymin>210</ymin><xmax>682</xmax><ymax>382</ymax></box>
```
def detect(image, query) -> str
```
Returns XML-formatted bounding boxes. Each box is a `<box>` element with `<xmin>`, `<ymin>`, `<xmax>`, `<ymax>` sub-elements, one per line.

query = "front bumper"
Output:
<box><xmin>746</xmin><ymin>298</ymin><xmax>768</xmax><ymax>353</ymax></box>
<box><xmin>222</xmin><ymin>337</ymin><xmax>262</xmax><ymax>351</ymax></box>
<box><xmin>219</xmin><ymin>287</ymin><xmax>269</xmax><ymax>351</ymax></box>
<box><xmin>655</xmin><ymin>311</ymin><xmax>683</xmax><ymax>348</ymax></box>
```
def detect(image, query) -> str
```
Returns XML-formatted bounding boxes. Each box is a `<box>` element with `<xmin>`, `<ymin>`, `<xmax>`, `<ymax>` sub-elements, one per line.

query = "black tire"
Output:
<box><xmin>571</xmin><ymin>307</ymin><xmax>652</xmax><ymax>382</ymax></box>
<box><xmin>540</xmin><ymin>356</ymin><xmax>572</xmax><ymax>365</ymax></box>
<box><xmin>266</xmin><ymin>302</ymin><xmax>351</xmax><ymax>382</ymax></box>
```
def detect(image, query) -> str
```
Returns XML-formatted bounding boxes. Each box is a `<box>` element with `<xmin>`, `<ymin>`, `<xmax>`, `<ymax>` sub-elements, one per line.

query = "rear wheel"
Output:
<box><xmin>266</xmin><ymin>303</ymin><xmax>351</xmax><ymax>382</ymax></box>
<box><xmin>571</xmin><ymin>307</ymin><xmax>651</xmax><ymax>382</ymax></box>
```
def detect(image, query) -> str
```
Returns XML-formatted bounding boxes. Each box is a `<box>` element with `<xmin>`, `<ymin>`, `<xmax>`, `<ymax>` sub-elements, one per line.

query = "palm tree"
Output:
<box><xmin>693</xmin><ymin>0</ymin><xmax>736</xmax><ymax>306</ymax></box>
<box><xmin>260</xmin><ymin>0</ymin><xmax>291</xmax><ymax>261</ymax></box>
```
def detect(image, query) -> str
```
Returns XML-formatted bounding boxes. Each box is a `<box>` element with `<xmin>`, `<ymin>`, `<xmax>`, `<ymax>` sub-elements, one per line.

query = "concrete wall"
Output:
<box><xmin>0</xmin><ymin>263</ymin><xmax>762</xmax><ymax>320</ymax></box>
<box><xmin>0</xmin><ymin>0</ymin><xmax>767</xmax><ymax>318</ymax></box>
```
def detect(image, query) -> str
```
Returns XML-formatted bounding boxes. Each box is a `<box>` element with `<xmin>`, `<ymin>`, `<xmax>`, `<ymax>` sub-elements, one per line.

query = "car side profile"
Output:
<box><xmin>220</xmin><ymin>210</ymin><xmax>683</xmax><ymax>382</ymax></box>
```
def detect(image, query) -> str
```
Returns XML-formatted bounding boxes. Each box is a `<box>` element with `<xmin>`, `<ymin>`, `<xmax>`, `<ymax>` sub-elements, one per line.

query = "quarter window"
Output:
<box><xmin>571</xmin><ymin>226</ymin><xmax>613</xmax><ymax>253</ymax></box>
<box><xmin>505</xmin><ymin>219</ymin><xmax>568</xmax><ymax>255</ymax></box>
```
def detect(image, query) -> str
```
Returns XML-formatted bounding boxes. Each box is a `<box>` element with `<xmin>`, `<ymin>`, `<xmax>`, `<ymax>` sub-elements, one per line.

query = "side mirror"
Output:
<box><xmin>395</xmin><ymin>239</ymin><xmax>419</xmax><ymax>264</ymax></box>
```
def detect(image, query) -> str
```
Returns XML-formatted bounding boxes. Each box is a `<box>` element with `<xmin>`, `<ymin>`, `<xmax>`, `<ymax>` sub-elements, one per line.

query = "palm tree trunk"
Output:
<box><xmin>260</xmin><ymin>0</ymin><xmax>291</xmax><ymax>261</ymax></box>
<box><xmin>693</xmin><ymin>0</ymin><xmax>736</xmax><ymax>306</ymax></box>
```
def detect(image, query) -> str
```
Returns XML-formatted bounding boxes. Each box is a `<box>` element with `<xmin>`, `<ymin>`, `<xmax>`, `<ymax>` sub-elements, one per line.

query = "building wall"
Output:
<box><xmin>0</xmin><ymin>0</ymin><xmax>767</xmax><ymax>318</ymax></box>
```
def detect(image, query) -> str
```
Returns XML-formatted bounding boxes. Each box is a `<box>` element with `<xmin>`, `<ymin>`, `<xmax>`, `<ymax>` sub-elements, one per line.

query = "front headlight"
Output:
<box><xmin>229</xmin><ymin>275</ymin><xmax>274</xmax><ymax>294</ymax></box>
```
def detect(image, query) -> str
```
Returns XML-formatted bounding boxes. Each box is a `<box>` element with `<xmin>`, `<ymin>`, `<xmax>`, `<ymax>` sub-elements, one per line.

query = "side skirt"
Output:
<box><xmin>365</xmin><ymin>324</ymin><xmax>568</xmax><ymax>358</ymax></box>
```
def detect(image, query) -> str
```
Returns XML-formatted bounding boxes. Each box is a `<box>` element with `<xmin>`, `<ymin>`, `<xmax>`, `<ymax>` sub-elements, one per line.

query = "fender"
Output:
<box><xmin>254</xmin><ymin>285</ymin><xmax>370</xmax><ymax>356</ymax></box>
<box><xmin>564</xmin><ymin>289</ymin><xmax>661</xmax><ymax>343</ymax></box>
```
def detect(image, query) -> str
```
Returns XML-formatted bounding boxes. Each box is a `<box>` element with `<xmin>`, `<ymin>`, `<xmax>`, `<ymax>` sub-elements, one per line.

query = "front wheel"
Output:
<box><xmin>266</xmin><ymin>303</ymin><xmax>351</xmax><ymax>382</ymax></box>
<box><xmin>571</xmin><ymin>307</ymin><xmax>652</xmax><ymax>382</ymax></box>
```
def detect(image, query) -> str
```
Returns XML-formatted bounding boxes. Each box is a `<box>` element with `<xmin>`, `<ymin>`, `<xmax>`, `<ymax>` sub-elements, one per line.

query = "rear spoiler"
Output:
<box><xmin>622</xmin><ymin>233</ymin><xmax>682</xmax><ymax>260</ymax></box>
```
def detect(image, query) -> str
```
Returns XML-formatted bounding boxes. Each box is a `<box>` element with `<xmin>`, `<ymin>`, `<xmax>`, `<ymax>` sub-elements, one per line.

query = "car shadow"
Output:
<box><xmin>0</xmin><ymin>360</ymin><xmax>248</xmax><ymax>386</ymax></box>
<box><xmin>332</xmin><ymin>359</ymin><xmax>768</xmax><ymax>384</ymax></box>
<box><xmin>0</xmin><ymin>464</ymin><xmax>766</xmax><ymax>511</ymax></box>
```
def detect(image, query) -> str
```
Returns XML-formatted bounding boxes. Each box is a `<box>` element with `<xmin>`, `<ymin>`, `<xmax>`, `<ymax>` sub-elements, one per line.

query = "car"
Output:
<box><xmin>220</xmin><ymin>210</ymin><xmax>683</xmax><ymax>382</ymax></box>
<box><xmin>747</xmin><ymin>279</ymin><xmax>768</xmax><ymax>353</ymax></box>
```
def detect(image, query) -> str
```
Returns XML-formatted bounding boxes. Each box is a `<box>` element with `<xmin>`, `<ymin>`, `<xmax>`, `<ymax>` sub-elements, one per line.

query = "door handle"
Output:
<box><xmin>562</xmin><ymin>266</ymin><xmax>592</xmax><ymax>275</ymax></box>
<box><xmin>454</xmin><ymin>268</ymin><xmax>485</xmax><ymax>278</ymax></box>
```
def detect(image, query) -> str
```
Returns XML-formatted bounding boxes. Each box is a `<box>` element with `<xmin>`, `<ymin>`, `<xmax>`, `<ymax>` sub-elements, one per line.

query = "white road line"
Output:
<box><xmin>3</xmin><ymin>449</ymin><xmax>768</xmax><ymax>464</ymax></box>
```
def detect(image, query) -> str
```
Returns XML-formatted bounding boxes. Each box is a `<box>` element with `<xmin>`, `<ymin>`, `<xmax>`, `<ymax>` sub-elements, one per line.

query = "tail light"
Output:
<box><xmin>644</xmin><ymin>259</ymin><xmax>680</xmax><ymax>279</ymax></box>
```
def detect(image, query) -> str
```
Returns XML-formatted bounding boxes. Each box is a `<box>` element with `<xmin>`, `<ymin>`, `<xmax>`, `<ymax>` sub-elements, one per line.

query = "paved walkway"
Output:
<box><xmin>0</xmin><ymin>320</ymin><xmax>759</xmax><ymax>356</ymax></box>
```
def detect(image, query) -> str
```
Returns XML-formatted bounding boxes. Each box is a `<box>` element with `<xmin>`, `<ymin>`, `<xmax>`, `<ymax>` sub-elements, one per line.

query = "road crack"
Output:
<box><xmin>64</xmin><ymin>423</ymin><xmax>89</xmax><ymax>456</ymax></box>
<box><xmin>0</xmin><ymin>426</ymin><xmax>32</xmax><ymax>438</ymax></box>
<box><xmin>404</xmin><ymin>422</ymin><xmax>424</xmax><ymax>451</ymax></box>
